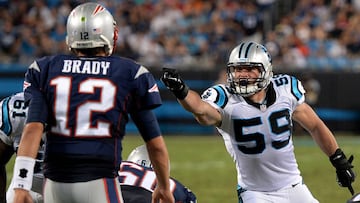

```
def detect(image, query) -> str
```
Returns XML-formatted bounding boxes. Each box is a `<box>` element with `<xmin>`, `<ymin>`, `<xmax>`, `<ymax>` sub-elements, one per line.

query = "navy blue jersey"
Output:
<box><xmin>121</xmin><ymin>186</ymin><xmax>153</xmax><ymax>203</ymax></box>
<box><xmin>119</xmin><ymin>161</ymin><xmax>197</xmax><ymax>203</ymax></box>
<box><xmin>23</xmin><ymin>55</ymin><xmax>162</xmax><ymax>182</ymax></box>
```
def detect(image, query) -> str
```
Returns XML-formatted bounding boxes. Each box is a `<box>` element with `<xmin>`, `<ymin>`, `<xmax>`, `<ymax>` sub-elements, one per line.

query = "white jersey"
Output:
<box><xmin>0</xmin><ymin>92</ymin><xmax>27</xmax><ymax>148</ymax></box>
<box><xmin>2</xmin><ymin>92</ymin><xmax>44</xmax><ymax>203</ymax></box>
<box><xmin>202</xmin><ymin>74</ymin><xmax>306</xmax><ymax>192</ymax></box>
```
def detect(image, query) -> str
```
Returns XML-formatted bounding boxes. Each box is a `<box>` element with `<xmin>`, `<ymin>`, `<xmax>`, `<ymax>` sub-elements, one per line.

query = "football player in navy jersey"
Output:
<box><xmin>119</xmin><ymin>145</ymin><xmax>197</xmax><ymax>203</ymax></box>
<box><xmin>0</xmin><ymin>92</ymin><xmax>43</xmax><ymax>203</ymax></box>
<box><xmin>161</xmin><ymin>41</ymin><xmax>355</xmax><ymax>202</ymax></box>
<box><xmin>12</xmin><ymin>2</ymin><xmax>173</xmax><ymax>203</ymax></box>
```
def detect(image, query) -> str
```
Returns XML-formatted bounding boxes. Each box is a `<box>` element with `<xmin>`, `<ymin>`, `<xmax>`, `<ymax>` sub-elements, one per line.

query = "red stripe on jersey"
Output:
<box><xmin>23</xmin><ymin>81</ymin><xmax>31</xmax><ymax>91</ymax></box>
<box><xmin>148</xmin><ymin>84</ymin><xmax>159</xmax><ymax>93</ymax></box>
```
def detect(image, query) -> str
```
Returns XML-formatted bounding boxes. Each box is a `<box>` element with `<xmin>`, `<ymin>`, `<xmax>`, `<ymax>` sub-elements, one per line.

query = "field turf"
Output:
<box><xmin>6</xmin><ymin>134</ymin><xmax>360</xmax><ymax>203</ymax></box>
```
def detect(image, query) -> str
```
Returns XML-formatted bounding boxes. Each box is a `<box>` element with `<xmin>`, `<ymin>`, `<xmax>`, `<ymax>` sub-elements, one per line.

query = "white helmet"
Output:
<box><xmin>66</xmin><ymin>2</ymin><xmax>118</xmax><ymax>55</ymax></box>
<box><xmin>227</xmin><ymin>41</ymin><xmax>273</xmax><ymax>97</ymax></box>
<box><xmin>348</xmin><ymin>193</ymin><xmax>360</xmax><ymax>203</ymax></box>
<box><xmin>127</xmin><ymin>145</ymin><xmax>152</xmax><ymax>168</ymax></box>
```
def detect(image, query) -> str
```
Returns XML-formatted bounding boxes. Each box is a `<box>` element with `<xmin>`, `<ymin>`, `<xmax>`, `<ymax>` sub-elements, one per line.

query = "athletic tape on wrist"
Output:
<box><xmin>13</xmin><ymin>156</ymin><xmax>35</xmax><ymax>191</ymax></box>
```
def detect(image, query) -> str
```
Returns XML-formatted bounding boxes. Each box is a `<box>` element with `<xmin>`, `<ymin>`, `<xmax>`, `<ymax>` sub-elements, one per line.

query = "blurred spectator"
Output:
<box><xmin>281</xmin><ymin>34</ymin><xmax>308</xmax><ymax>69</ymax></box>
<box><xmin>27</xmin><ymin>0</ymin><xmax>56</xmax><ymax>33</ymax></box>
<box><xmin>301</xmin><ymin>73</ymin><xmax>321</xmax><ymax>106</ymax></box>
<box><xmin>1</xmin><ymin>0</ymin><xmax>360</xmax><ymax>71</ymax></box>
<box><xmin>18</xmin><ymin>27</ymin><xmax>38</xmax><ymax>65</ymax></box>
<box><xmin>236</xmin><ymin>1</ymin><xmax>263</xmax><ymax>43</ymax></box>
<box><xmin>264</xmin><ymin>31</ymin><xmax>281</xmax><ymax>66</ymax></box>
<box><xmin>0</xmin><ymin>20</ymin><xmax>20</xmax><ymax>63</ymax></box>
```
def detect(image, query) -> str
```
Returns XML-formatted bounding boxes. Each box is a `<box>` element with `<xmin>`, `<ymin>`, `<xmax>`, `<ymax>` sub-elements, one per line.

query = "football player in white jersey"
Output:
<box><xmin>161</xmin><ymin>41</ymin><xmax>356</xmax><ymax>203</ymax></box>
<box><xmin>0</xmin><ymin>92</ymin><xmax>43</xmax><ymax>203</ymax></box>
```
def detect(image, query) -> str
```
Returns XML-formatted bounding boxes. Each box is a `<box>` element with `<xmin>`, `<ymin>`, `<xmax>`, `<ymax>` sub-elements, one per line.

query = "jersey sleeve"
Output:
<box><xmin>133</xmin><ymin>65</ymin><xmax>162</xmax><ymax>110</ymax></box>
<box><xmin>172</xmin><ymin>178</ymin><xmax>197</xmax><ymax>203</ymax></box>
<box><xmin>288</xmin><ymin>75</ymin><xmax>306</xmax><ymax>108</ymax></box>
<box><xmin>23</xmin><ymin>60</ymin><xmax>49</xmax><ymax>124</ymax></box>
<box><xmin>0</xmin><ymin>93</ymin><xmax>27</xmax><ymax>146</ymax></box>
<box><xmin>201</xmin><ymin>84</ymin><xmax>229</xmax><ymax>120</ymax></box>
<box><xmin>130</xmin><ymin>109</ymin><xmax>161</xmax><ymax>141</ymax></box>
<box><xmin>272</xmin><ymin>74</ymin><xmax>306</xmax><ymax>109</ymax></box>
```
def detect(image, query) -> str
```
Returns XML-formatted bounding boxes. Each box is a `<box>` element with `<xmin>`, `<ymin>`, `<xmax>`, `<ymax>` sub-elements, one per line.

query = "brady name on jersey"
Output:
<box><xmin>62</xmin><ymin>60</ymin><xmax>110</xmax><ymax>75</ymax></box>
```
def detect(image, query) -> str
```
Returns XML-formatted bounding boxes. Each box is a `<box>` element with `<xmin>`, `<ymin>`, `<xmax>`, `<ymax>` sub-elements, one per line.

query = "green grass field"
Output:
<box><xmin>6</xmin><ymin>134</ymin><xmax>360</xmax><ymax>203</ymax></box>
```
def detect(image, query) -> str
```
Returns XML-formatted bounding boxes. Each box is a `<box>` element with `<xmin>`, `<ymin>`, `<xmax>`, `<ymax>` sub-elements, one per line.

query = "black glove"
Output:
<box><xmin>161</xmin><ymin>67</ymin><xmax>189</xmax><ymax>100</ymax></box>
<box><xmin>329</xmin><ymin>148</ymin><xmax>355</xmax><ymax>190</ymax></box>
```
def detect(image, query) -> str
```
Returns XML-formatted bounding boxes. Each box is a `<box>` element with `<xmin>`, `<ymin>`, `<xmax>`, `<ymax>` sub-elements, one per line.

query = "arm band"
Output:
<box><xmin>13</xmin><ymin>156</ymin><xmax>35</xmax><ymax>191</ymax></box>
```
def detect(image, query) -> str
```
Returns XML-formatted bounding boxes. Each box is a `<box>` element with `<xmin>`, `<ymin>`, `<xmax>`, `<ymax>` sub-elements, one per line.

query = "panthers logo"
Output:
<box><xmin>201</xmin><ymin>89</ymin><xmax>212</xmax><ymax>100</ymax></box>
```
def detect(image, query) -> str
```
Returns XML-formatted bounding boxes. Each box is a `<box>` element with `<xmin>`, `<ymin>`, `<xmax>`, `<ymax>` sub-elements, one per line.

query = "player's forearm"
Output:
<box><xmin>146</xmin><ymin>137</ymin><xmax>171</xmax><ymax>189</ymax></box>
<box><xmin>179</xmin><ymin>91</ymin><xmax>209</xmax><ymax>125</ymax></box>
<box><xmin>178</xmin><ymin>90</ymin><xmax>202</xmax><ymax>113</ymax></box>
<box><xmin>179</xmin><ymin>90</ymin><xmax>221</xmax><ymax>126</ymax></box>
<box><xmin>13</xmin><ymin>123</ymin><xmax>43</xmax><ymax>192</ymax></box>
<box><xmin>308</xmin><ymin>120</ymin><xmax>339</xmax><ymax>156</ymax></box>
<box><xmin>294</xmin><ymin>103</ymin><xmax>339</xmax><ymax>156</ymax></box>
<box><xmin>152</xmin><ymin>157</ymin><xmax>171</xmax><ymax>189</ymax></box>
<box><xmin>17</xmin><ymin>123</ymin><xmax>44</xmax><ymax>158</ymax></box>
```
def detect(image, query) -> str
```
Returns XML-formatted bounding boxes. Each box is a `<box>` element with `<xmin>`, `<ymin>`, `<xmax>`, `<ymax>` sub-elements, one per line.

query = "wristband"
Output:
<box><xmin>13</xmin><ymin>156</ymin><xmax>35</xmax><ymax>191</ymax></box>
<box><xmin>173</xmin><ymin>84</ymin><xmax>189</xmax><ymax>100</ymax></box>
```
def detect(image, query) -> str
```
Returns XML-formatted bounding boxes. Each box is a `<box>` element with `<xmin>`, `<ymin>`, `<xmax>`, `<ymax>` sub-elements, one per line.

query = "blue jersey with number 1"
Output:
<box><xmin>23</xmin><ymin>54</ymin><xmax>162</xmax><ymax>182</ymax></box>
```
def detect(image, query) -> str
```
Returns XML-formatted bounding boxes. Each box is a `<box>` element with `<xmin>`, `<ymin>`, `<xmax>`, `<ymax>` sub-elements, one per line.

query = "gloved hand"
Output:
<box><xmin>329</xmin><ymin>148</ymin><xmax>356</xmax><ymax>194</ymax></box>
<box><xmin>161</xmin><ymin>67</ymin><xmax>189</xmax><ymax>100</ymax></box>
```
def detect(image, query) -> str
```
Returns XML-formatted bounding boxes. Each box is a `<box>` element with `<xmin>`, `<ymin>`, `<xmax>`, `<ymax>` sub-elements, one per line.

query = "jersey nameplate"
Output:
<box><xmin>62</xmin><ymin>60</ymin><xmax>110</xmax><ymax>75</ymax></box>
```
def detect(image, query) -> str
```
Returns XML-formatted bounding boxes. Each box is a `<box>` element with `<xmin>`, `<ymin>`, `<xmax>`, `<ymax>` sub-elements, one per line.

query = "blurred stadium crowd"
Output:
<box><xmin>1</xmin><ymin>0</ymin><xmax>360</xmax><ymax>71</ymax></box>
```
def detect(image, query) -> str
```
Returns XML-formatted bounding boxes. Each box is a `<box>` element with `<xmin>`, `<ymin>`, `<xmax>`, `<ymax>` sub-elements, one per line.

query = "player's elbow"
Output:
<box><xmin>194</xmin><ymin>115</ymin><xmax>217</xmax><ymax>126</ymax></box>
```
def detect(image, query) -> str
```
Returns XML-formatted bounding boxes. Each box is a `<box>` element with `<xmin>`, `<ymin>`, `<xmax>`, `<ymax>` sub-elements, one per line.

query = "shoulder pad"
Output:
<box><xmin>272</xmin><ymin>74</ymin><xmax>305</xmax><ymax>101</ymax></box>
<box><xmin>201</xmin><ymin>84</ymin><xmax>228</xmax><ymax>109</ymax></box>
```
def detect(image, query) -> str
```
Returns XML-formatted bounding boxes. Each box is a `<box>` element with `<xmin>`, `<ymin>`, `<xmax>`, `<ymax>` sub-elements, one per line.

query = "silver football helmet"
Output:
<box><xmin>66</xmin><ymin>2</ymin><xmax>118</xmax><ymax>55</ymax></box>
<box><xmin>348</xmin><ymin>193</ymin><xmax>360</xmax><ymax>203</ymax></box>
<box><xmin>226</xmin><ymin>41</ymin><xmax>273</xmax><ymax>97</ymax></box>
<box><xmin>127</xmin><ymin>145</ymin><xmax>152</xmax><ymax>168</ymax></box>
